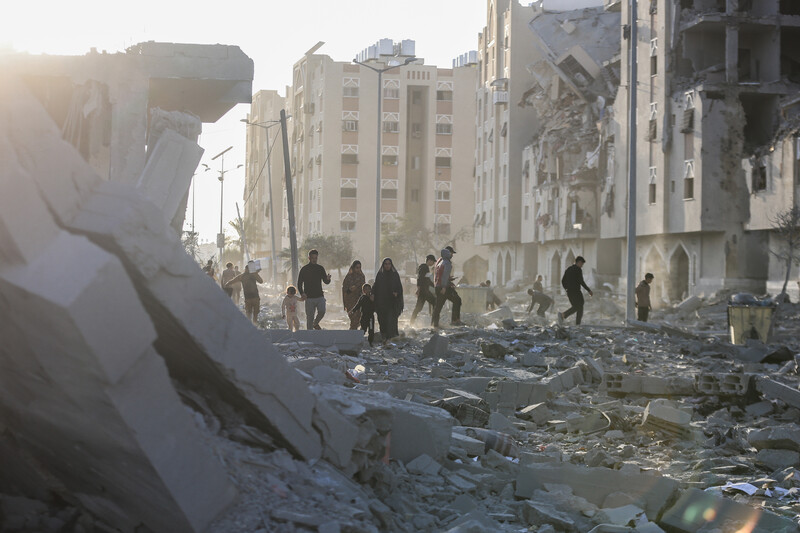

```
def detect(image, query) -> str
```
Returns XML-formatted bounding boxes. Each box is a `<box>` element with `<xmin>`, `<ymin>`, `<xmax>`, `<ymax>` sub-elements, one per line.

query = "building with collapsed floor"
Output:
<box><xmin>518</xmin><ymin>4</ymin><xmax>621</xmax><ymax>293</ymax></box>
<box><xmin>604</xmin><ymin>0</ymin><xmax>800</xmax><ymax>304</ymax></box>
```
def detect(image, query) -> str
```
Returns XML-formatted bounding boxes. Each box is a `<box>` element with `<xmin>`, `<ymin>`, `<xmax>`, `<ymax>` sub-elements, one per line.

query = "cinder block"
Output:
<box><xmin>422</xmin><ymin>333</ymin><xmax>449</xmax><ymax>358</ymax></box>
<box><xmin>603</xmin><ymin>373</ymin><xmax>624</xmax><ymax>392</ymax></box>
<box><xmin>748</xmin><ymin>426</ymin><xmax>800</xmax><ymax>452</ymax></box>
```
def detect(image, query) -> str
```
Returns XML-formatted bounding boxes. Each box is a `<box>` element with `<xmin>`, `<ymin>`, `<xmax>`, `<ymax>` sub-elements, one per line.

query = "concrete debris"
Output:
<box><xmin>4</xmin><ymin>47</ymin><xmax>800</xmax><ymax>531</ymax></box>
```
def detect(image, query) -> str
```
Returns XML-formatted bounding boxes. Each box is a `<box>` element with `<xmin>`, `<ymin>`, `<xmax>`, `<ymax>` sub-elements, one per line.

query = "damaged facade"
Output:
<box><xmin>519</xmin><ymin>5</ymin><xmax>621</xmax><ymax>292</ymax></box>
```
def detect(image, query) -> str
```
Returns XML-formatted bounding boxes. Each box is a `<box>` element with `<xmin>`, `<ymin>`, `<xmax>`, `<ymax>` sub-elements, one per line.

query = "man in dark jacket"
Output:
<box><xmin>410</xmin><ymin>254</ymin><xmax>437</xmax><ymax>323</ymax></box>
<box><xmin>635</xmin><ymin>273</ymin><xmax>654</xmax><ymax>322</ymax></box>
<box><xmin>558</xmin><ymin>256</ymin><xmax>593</xmax><ymax>325</ymax></box>
<box><xmin>297</xmin><ymin>249</ymin><xmax>332</xmax><ymax>330</ymax></box>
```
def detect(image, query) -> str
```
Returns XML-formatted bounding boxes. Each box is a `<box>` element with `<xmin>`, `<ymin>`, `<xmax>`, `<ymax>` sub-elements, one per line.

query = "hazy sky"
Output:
<box><xmin>3</xmin><ymin>0</ymin><xmax>487</xmax><ymax>242</ymax></box>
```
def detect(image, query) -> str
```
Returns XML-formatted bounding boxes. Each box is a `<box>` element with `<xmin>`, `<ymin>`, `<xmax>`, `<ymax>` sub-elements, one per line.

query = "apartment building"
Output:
<box><xmin>242</xmin><ymin>89</ymin><xmax>287</xmax><ymax>269</ymax></box>
<box><xmin>254</xmin><ymin>40</ymin><xmax>480</xmax><ymax>277</ymax></box>
<box><xmin>519</xmin><ymin>5</ymin><xmax>621</xmax><ymax>292</ymax></box>
<box><xmin>474</xmin><ymin>0</ymin><xmax>541</xmax><ymax>285</ymax></box>
<box><xmin>602</xmin><ymin>0</ymin><xmax>800</xmax><ymax>304</ymax></box>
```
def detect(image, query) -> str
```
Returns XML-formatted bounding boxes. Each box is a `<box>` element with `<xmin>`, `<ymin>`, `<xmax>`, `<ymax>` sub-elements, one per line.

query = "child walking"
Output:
<box><xmin>349</xmin><ymin>283</ymin><xmax>376</xmax><ymax>346</ymax></box>
<box><xmin>282</xmin><ymin>286</ymin><xmax>302</xmax><ymax>332</ymax></box>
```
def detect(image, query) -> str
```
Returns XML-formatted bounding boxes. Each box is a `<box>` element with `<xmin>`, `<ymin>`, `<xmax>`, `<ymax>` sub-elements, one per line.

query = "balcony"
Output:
<box><xmin>492</xmin><ymin>91</ymin><xmax>509</xmax><ymax>105</ymax></box>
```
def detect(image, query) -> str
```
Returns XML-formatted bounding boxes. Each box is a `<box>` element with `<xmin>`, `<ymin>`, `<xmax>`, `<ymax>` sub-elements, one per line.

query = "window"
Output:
<box><xmin>681</xmin><ymin>108</ymin><xmax>694</xmax><ymax>133</ymax></box>
<box><xmin>410</xmin><ymin>189</ymin><xmax>419</xmax><ymax>202</ymax></box>
<box><xmin>383</xmin><ymin>121</ymin><xmax>399</xmax><ymax>133</ymax></box>
<box><xmin>649</xmin><ymin>166</ymin><xmax>657</xmax><ymax>204</ymax></box>
<box><xmin>340</xmin><ymin>221</ymin><xmax>356</xmax><ymax>232</ymax></box>
<box><xmin>412</xmin><ymin>90</ymin><xmax>423</xmax><ymax>104</ymax></box>
<box><xmin>412</xmin><ymin>156</ymin><xmax>420</xmax><ymax>170</ymax></box>
<box><xmin>649</xmin><ymin>183</ymin><xmax>657</xmax><ymax>204</ymax></box>
<box><xmin>383</xmin><ymin>87</ymin><xmax>400</xmax><ymax>99</ymax></box>
<box><xmin>651</xmin><ymin>55</ymin><xmax>658</xmax><ymax>76</ymax></box>
<box><xmin>382</xmin><ymin>155</ymin><xmax>398</xmax><ymax>166</ymax></box>
<box><xmin>436</xmin><ymin>123</ymin><xmax>453</xmax><ymax>135</ymax></box>
<box><xmin>435</xmin><ymin>157</ymin><xmax>451</xmax><ymax>168</ymax></box>
<box><xmin>684</xmin><ymin>159</ymin><xmax>695</xmax><ymax>199</ymax></box>
<box><xmin>752</xmin><ymin>166</ymin><xmax>767</xmax><ymax>192</ymax></box>
<box><xmin>436</xmin><ymin>190</ymin><xmax>451</xmax><ymax>201</ymax></box>
<box><xmin>524</xmin><ymin>205</ymin><xmax>530</xmax><ymax>220</ymax></box>
<box><xmin>341</xmin><ymin>153</ymin><xmax>358</xmax><ymax>164</ymax></box>
<box><xmin>411</xmin><ymin>123</ymin><xmax>422</xmax><ymax>137</ymax></box>
<box><xmin>340</xmin><ymin>187</ymin><xmax>357</xmax><ymax>198</ymax></box>
<box><xmin>342</xmin><ymin>120</ymin><xmax>358</xmax><ymax>132</ymax></box>
<box><xmin>381</xmin><ymin>188</ymin><xmax>398</xmax><ymax>199</ymax></box>
<box><xmin>435</xmin><ymin>223</ymin><xmax>451</xmax><ymax>235</ymax></box>
<box><xmin>436</xmin><ymin>90</ymin><xmax>453</xmax><ymax>101</ymax></box>
<box><xmin>648</xmin><ymin>119</ymin><xmax>657</xmax><ymax>141</ymax></box>
<box><xmin>343</xmin><ymin>87</ymin><xmax>359</xmax><ymax>97</ymax></box>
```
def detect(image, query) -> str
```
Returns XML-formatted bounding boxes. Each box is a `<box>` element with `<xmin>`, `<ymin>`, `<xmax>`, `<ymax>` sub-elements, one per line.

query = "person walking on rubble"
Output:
<box><xmin>297</xmin><ymin>249</ymin><xmax>332</xmax><ymax>330</ymax></box>
<box><xmin>372</xmin><ymin>257</ymin><xmax>404</xmax><ymax>342</ymax></box>
<box><xmin>432</xmin><ymin>246</ymin><xmax>464</xmax><ymax>328</ymax></box>
<box><xmin>410</xmin><ymin>254</ymin><xmax>437</xmax><ymax>324</ymax></box>
<box><xmin>230</xmin><ymin>265</ymin><xmax>242</xmax><ymax>305</ymax></box>
<box><xmin>349</xmin><ymin>283</ymin><xmax>376</xmax><ymax>346</ymax></box>
<box><xmin>220</xmin><ymin>262</ymin><xmax>236</xmax><ymax>298</ymax></box>
<box><xmin>527</xmin><ymin>275</ymin><xmax>553</xmax><ymax>317</ymax></box>
<box><xmin>636</xmin><ymin>273</ymin><xmax>655</xmax><ymax>322</ymax></box>
<box><xmin>342</xmin><ymin>260</ymin><xmax>366</xmax><ymax>330</ymax></box>
<box><xmin>226</xmin><ymin>261</ymin><xmax>264</xmax><ymax>325</ymax></box>
<box><xmin>281</xmin><ymin>285</ymin><xmax>302</xmax><ymax>332</ymax></box>
<box><xmin>202</xmin><ymin>259</ymin><xmax>216</xmax><ymax>280</ymax></box>
<box><xmin>558</xmin><ymin>256</ymin><xmax>593</xmax><ymax>325</ymax></box>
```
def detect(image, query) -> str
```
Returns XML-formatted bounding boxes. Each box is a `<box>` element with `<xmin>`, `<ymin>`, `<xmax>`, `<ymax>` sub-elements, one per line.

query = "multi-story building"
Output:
<box><xmin>474</xmin><ymin>0</ymin><xmax>541</xmax><ymax>285</ymax></box>
<box><xmin>246</xmin><ymin>40</ymin><xmax>480</xmax><ymax>278</ymax></box>
<box><xmin>519</xmin><ymin>5</ymin><xmax>621</xmax><ymax>292</ymax></box>
<box><xmin>242</xmin><ymin>89</ymin><xmax>288</xmax><ymax>271</ymax></box>
<box><xmin>604</xmin><ymin>0</ymin><xmax>800</xmax><ymax>304</ymax></box>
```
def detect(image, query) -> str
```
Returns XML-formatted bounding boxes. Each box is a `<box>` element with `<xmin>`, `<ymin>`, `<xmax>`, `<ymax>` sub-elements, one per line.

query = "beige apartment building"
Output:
<box><xmin>474</xmin><ymin>0</ymin><xmax>541</xmax><ymax>285</ymax></box>
<box><xmin>245</xmin><ymin>40</ymin><xmax>480</xmax><ymax>279</ymax></box>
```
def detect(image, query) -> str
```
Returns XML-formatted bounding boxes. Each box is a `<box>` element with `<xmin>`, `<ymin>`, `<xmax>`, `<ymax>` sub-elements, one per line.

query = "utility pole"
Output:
<box><xmin>212</xmin><ymin>146</ymin><xmax>234</xmax><ymax>267</ymax></box>
<box><xmin>626</xmin><ymin>0</ymin><xmax>638</xmax><ymax>323</ymax></box>
<box><xmin>280</xmin><ymin>109</ymin><xmax>299</xmax><ymax>283</ymax></box>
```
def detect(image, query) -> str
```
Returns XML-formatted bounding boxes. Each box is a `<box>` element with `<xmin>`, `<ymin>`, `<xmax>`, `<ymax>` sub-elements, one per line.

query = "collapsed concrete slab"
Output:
<box><xmin>755</xmin><ymin>377</ymin><xmax>800</xmax><ymax>410</ymax></box>
<box><xmin>515</xmin><ymin>463</ymin><xmax>679</xmax><ymax>521</ymax></box>
<box><xmin>269</xmin><ymin>329</ymin><xmax>366</xmax><ymax>354</ymax></box>
<box><xmin>0</xmin><ymin>136</ymin><xmax>236</xmax><ymax>530</ymax></box>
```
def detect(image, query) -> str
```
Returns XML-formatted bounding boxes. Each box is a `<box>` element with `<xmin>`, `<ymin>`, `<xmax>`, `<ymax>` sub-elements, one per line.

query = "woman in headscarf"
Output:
<box><xmin>372</xmin><ymin>257</ymin><xmax>404</xmax><ymax>341</ymax></box>
<box><xmin>342</xmin><ymin>260</ymin><xmax>366</xmax><ymax>329</ymax></box>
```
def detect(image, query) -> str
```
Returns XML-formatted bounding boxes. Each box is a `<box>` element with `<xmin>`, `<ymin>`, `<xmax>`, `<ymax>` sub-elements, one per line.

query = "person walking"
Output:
<box><xmin>349</xmin><ymin>283</ymin><xmax>376</xmax><ymax>346</ymax></box>
<box><xmin>372</xmin><ymin>257</ymin><xmax>404</xmax><ymax>341</ymax></box>
<box><xmin>342</xmin><ymin>260</ymin><xmax>366</xmax><ymax>330</ymax></box>
<box><xmin>230</xmin><ymin>265</ymin><xmax>242</xmax><ymax>305</ymax></box>
<box><xmin>281</xmin><ymin>285</ymin><xmax>302</xmax><ymax>332</ymax></box>
<box><xmin>432</xmin><ymin>246</ymin><xmax>464</xmax><ymax>328</ymax></box>
<box><xmin>558</xmin><ymin>256</ymin><xmax>593</xmax><ymax>325</ymax></box>
<box><xmin>410</xmin><ymin>254</ymin><xmax>436</xmax><ymax>324</ymax></box>
<box><xmin>226</xmin><ymin>261</ymin><xmax>264</xmax><ymax>325</ymax></box>
<box><xmin>202</xmin><ymin>259</ymin><xmax>216</xmax><ymax>280</ymax></box>
<box><xmin>635</xmin><ymin>273</ymin><xmax>655</xmax><ymax>322</ymax></box>
<box><xmin>484</xmin><ymin>280</ymin><xmax>502</xmax><ymax>310</ymax></box>
<box><xmin>527</xmin><ymin>275</ymin><xmax>553</xmax><ymax>317</ymax></box>
<box><xmin>220</xmin><ymin>262</ymin><xmax>236</xmax><ymax>298</ymax></box>
<box><xmin>297</xmin><ymin>249</ymin><xmax>332</xmax><ymax>330</ymax></box>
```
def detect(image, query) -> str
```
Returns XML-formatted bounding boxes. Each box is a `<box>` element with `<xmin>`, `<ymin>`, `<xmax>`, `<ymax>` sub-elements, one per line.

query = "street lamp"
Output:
<box><xmin>353</xmin><ymin>55</ymin><xmax>417</xmax><ymax>274</ymax></box>
<box><xmin>241</xmin><ymin>118</ymin><xmax>283</xmax><ymax>285</ymax></box>
<box><xmin>211</xmin><ymin>145</ymin><xmax>240</xmax><ymax>266</ymax></box>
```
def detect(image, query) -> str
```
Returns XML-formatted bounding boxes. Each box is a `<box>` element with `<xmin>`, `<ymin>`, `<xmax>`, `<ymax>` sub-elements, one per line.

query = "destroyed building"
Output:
<box><xmin>602</xmin><ymin>0</ymin><xmax>800</xmax><ymax>303</ymax></box>
<box><xmin>519</xmin><ymin>5</ymin><xmax>622</xmax><ymax>292</ymax></box>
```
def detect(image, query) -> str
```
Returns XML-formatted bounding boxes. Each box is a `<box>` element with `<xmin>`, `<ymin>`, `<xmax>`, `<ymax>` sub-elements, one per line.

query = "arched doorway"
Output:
<box><xmin>496</xmin><ymin>254</ymin><xmax>503</xmax><ymax>285</ymax></box>
<box><xmin>565</xmin><ymin>249</ymin><xmax>575</xmax><ymax>268</ymax></box>
<box><xmin>643</xmin><ymin>246</ymin><xmax>666</xmax><ymax>308</ymax></box>
<box><xmin>463</xmin><ymin>255</ymin><xmax>488</xmax><ymax>287</ymax></box>
<box><xmin>669</xmin><ymin>246</ymin><xmax>690</xmax><ymax>302</ymax></box>
<box><xmin>504</xmin><ymin>251</ymin><xmax>512</xmax><ymax>285</ymax></box>
<box><xmin>550</xmin><ymin>252</ymin><xmax>562</xmax><ymax>292</ymax></box>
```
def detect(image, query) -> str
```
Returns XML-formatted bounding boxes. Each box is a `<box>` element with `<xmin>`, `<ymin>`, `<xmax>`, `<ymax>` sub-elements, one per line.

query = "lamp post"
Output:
<box><xmin>211</xmin><ymin>146</ymin><xmax>239</xmax><ymax>266</ymax></box>
<box><xmin>353</xmin><ymin>55</ymin><xmax>417</xmax><ymax>274</ymax></box>
<box><xmin>241</xmin><ymin>118</ymin><xmax>282</xmax><ymax>285</ymax></box>
<box><xmin>626</xmin><ymin>0</ymin><xmax>638</xmax><ymax>323</ymax></box>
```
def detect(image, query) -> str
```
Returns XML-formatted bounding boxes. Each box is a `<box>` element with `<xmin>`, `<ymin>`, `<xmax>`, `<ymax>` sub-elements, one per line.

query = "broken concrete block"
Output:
<box><xmin>755</xmin><ymin>377</ymin><xmax>800</xmax><ymax>410</ymax></box>
<box><xmin>406</xmin><ymin>454</ymin><xmax>442</xmax><ymax>476</ymax></box>
<box><xmin>423</xmin><ymin>333</ymin><xmax>449</xmax><ymax>358</ymax></box>
<box><xmin>311</xmin><ymin>365</ymin><xmax>348</xmax><ymax>385</ymax></box>
<box><xmin>483</xmin><ymin>306</ymin><xmax>514</xmax><ymax>321</ymax></box>
<box><xmin>516</xmin><ymin>463</ymin><xmax>679</xmax><ymax>521</ymax></box>
<box><xmin>583</xmin><ymin>357</ymin><xmax>604</xmax><ymax>383</ymax></box>
<box><xmin>521</xmin><ymin>352</ymin><xmax>548</xmax><ymax>367</ymax></box>
<box><xmin>695</xmin><ymin>373</ymin><xmax>750</xmax><ymax>396</ymax></box>
<box><xmin>747</xmin><ymin>426</ymin><xmax>800</xmax><ymax>452</ymax></box>
<box><xmin>390</xmin><ymin>399</ymin><xmax>453</xmax><ymax>463</ymax></box>
<box><xmin>521</xmin><ymin>501</ymin><xmax>576</xmax><ymax>530</ymax></box>
<box><xmin>660</xmin><ymin>487</ymin><xmax>797</xmax><ymax>532</ymax></box>
<box><xmin>641</xmin><ymin>400</ymin><xmax>692</xmax><ymax>438</ymax></box>
<box><xmin>518</xmin><ymin>403</ymin><xmax>552</xmax><ymax>425</ymax></box>
<box><xmin>451</xmin><ymin>431</ymin><xmax>486</xmax><ymax>456</ymax></box>
<box><xmin>481</xmin><ymin>342</ymin><xmax>508</xmax><ymax>359</ymax></box>
<box><xmin>745</xmin><ymin>400</ymin><xmax>775</xmax><ymax>417</ymax></box>
<box><xmin>676</xmin><ymin>295</ymin><xmax>703</xmax><ymax>315</ymax></box>
<box><xmin>488</xmin><ymin>412</ymin><xmax>516</xmax><ymax>432</ymax></box>
<box><xmin>593</xmin><ymin>504</ymin><xmax>645</xmax><ymax>526</ymax></box>
<box><xmin>269</xmin><ymin>329</ymin><xmax>366</xmax><ymax>354</ymax></box>
<box><xmin>755</xmin><ymin>449</ymin><xmax>800</xmax><ymax>471</ymax></box>
<box><xmin>312</xmin><ymin>398</ymin><xmax>359</xmax><ymax>472</ymax></box>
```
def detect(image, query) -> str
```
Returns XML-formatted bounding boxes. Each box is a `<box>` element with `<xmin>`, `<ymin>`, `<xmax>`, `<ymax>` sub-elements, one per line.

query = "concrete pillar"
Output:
<box><xmin>726</xmin><ymin>24</ymin><xmax>739</xmax><ymax>84</ymax></box>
